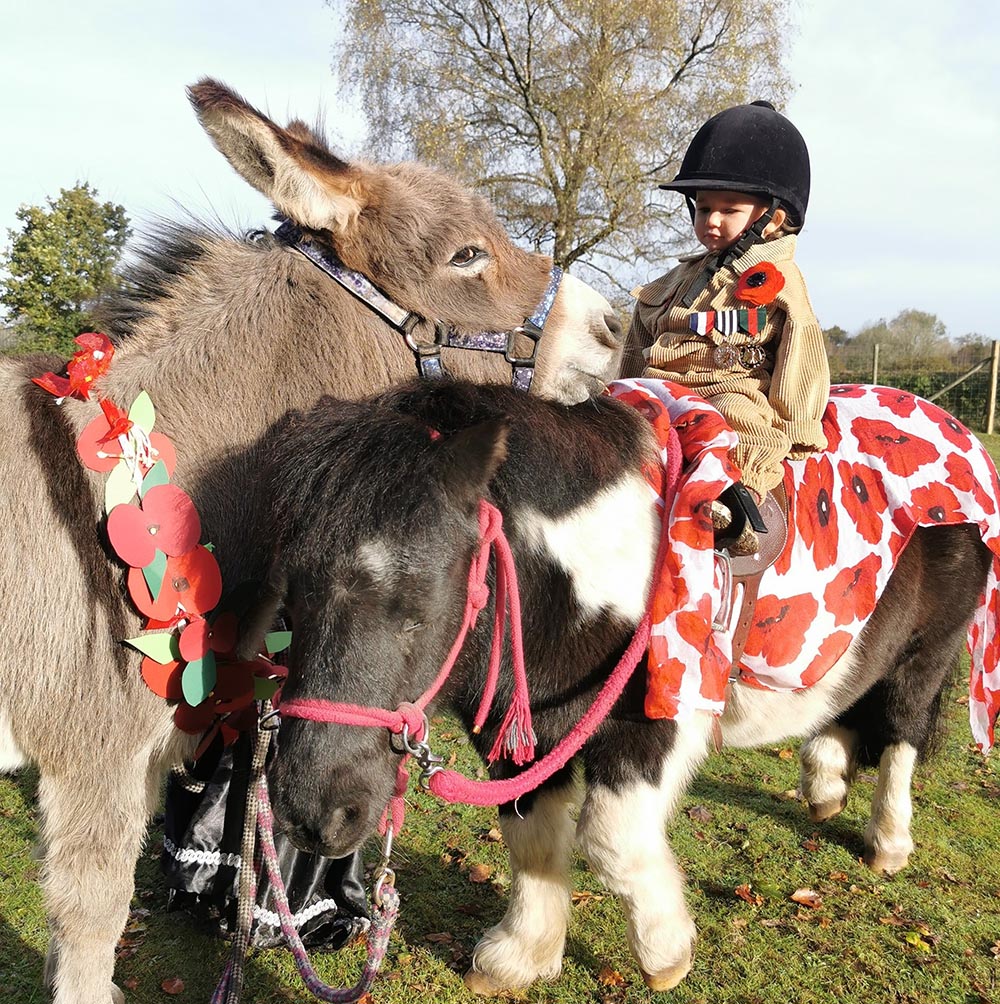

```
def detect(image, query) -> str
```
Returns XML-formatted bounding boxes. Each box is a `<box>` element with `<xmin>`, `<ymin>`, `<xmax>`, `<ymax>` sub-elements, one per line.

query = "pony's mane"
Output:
<box><xmin>95</xmin><ymin>221</ymin><xmax>274</xmax><ymax>341</ymax></box>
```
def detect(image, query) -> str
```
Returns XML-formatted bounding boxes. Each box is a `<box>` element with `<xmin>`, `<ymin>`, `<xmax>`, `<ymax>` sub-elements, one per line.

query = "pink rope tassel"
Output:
<box><xmin>485</xmin><ymin>529</ymin><xmax>535</xmax><ymax>765</ymax></box>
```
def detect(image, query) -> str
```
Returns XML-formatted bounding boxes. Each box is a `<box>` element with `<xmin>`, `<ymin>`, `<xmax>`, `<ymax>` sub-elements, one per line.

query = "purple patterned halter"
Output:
<box><xmin>274</xmin><ymin>219</ymin><xmax>562</xmax><ymax>391</ymax></box>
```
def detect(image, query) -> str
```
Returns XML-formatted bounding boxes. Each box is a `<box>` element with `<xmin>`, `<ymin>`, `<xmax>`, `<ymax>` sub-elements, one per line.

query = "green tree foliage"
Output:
<box><xmin>851</xmin><ymin>309</ymin><xmax>951</xmax><ymax>368</ymax></box>
<box><xmin>336</xmin><ymin>0</ymin><xmax>791</xmax><ymax>293</ymax></box>
<box><xmin>1</xmin><ymin>183</ymin><xmax>130</xmax><ymax>355</ymax></box>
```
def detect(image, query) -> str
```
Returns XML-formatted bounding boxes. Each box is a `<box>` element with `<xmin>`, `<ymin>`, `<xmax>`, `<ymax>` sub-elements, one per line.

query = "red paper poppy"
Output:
<box><xmin>66</xmin><ymin>333</ymin><xmax>114</xmax><ymax>399</ymax></box>
<box><xmin>97</xmin><ymin>399</ymin><xmax>132</xmax><ymax>444</ymax></box>
<box><xmin>794</xmin><ymin>456</ymin><xmax>839</xmax><ymax>571</ymax></box>
<box><xmin>127</xmin><ymin>545</ymin><xmax>222</xmax><ymax>620</ymax></box>
<box><xmin>822</xmin><ymin>554</ymin><xmax>882</xmax><ymax>627</ymax></box>
<box><xmin>735</xmin><ymin>262</ymin><xmax>785</xmax><ymax>306</ymax></box>
<box><xmin>837</xmin><ymin>460</ymin><xmax>888</xmax><ymax>545</ymax></box>
<box><xmin>77</xmin><ymin>413</ymin><xmax>177</xmax><ymax>475</ymax></box>
<box><xmin>850</xmin><ymin>418</ymin><xmax>940</xmax><ymax>477</ymax></box>
<box><xmin>108</xmin><ymin>484</ymin><xmax>201</xmax><ymax>567</ymax></box>
<box><xmin>742</xmin><ymin>591</ymin><xmax>819</xmax><ymax>668</ymax></box>
<box><xmin>141</xmin><ymin>656</ymin><xmax>184</xmax><ymax>700</ymax></box>
<box><xmin>179</xmin><ymin>612</ymin><xmax>239</xmax><ymax>661</ymax></box>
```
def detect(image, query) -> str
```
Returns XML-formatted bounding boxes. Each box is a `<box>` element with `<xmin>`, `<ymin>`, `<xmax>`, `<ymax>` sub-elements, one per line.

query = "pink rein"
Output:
<box><xmin>279</xmin><ymin>429</ymin><xmax>682</xmax><ymax>829</ymax></box>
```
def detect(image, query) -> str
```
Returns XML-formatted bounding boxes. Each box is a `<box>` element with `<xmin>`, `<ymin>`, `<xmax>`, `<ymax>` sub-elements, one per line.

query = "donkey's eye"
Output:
<box><xmin>450</xmin><ymin>245</ymin><xmax>486</xmax><ymax>268</ymax></box>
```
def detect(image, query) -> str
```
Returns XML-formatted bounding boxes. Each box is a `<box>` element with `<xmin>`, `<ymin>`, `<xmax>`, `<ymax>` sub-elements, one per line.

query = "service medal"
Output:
<box><xmin>712</xmin><ymin>343</ymin><xmax>740</xmax><ymax>369</ymax></box>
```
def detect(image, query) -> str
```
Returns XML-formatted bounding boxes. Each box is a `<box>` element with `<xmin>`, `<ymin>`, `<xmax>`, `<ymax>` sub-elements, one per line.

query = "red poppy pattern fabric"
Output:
<box><xmin>609</xmin><ymin>379</ymin><xmax>1000</xmax><ymax>753</ymax></box>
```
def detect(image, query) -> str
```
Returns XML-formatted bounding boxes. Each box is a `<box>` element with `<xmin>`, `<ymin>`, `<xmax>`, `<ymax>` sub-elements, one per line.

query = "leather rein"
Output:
<box><xmin>274</xmin><ymin>220</ymin><xmax>563</xmax><ymax>391</ymax></box>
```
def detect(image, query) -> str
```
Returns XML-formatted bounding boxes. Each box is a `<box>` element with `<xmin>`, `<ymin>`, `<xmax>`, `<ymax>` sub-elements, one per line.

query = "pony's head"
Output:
<box><xmin>261</xmin><ymin>391</ymin><xmax>509</xmax><ymax>857</ymax></box>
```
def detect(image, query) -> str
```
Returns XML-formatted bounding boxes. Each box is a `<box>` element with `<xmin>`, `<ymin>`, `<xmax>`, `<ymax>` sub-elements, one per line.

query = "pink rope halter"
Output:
<box><xmin>280</xmin><ymin>498</ymin><xmax>535</xmax><ymax>834</ymax></box>
<box><xmin>280</xmin><ymin>427</ymin><xmax>683</xmax><ymax>832</ymax></box>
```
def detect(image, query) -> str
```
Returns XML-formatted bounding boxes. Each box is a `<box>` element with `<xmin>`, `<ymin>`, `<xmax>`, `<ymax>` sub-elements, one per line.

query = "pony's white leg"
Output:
<box><xmin>864</xmin><ymin>742</ymin><xmax>917</xmax><ymax>875</ymax></box>
<box><xmin>465</xmin><ymin>784</ymin><xmax>576</xmax><ymax>994</ymax></box>
<box><xmin>39</xmin><ymin>756</ymin><xmax>152</xmax><ymax>1004</ymax></box>
<box><xmin>576</xmin><ymin>715</ymin><xmax>711</xmax><ymax>991</ymax></box>
<box><xmin>800</xmin><ymin>724</ymin><xmax>859</xmax><ymax>822</ymax></box>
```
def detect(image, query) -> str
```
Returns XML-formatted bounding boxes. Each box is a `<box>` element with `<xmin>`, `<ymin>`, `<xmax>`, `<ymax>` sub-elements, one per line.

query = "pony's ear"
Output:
<box><xmin>187</xmin><ymin>78</ymin><xmax>370</xmax><ymax>234</ymax></box>
<box><xmin>435</xmin><ymin>420</ymin><xmax>510</xmax><ymax>511</ymax></box>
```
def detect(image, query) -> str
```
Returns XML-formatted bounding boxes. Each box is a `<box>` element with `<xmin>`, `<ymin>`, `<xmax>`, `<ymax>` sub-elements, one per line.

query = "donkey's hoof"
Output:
<box><xmin>641</xmin><ymin>953</ymin><xmax>692</xmax><ymax>992</ymax></box>
<box><xmin>464</xmin><ymin>967</ymin><xmax>512</xmax><ymax>996</ymax></box>
<box><xmin>808</xmin><ymin>796</ymin><xmax>847</xmax><ymax>822</ymax></box>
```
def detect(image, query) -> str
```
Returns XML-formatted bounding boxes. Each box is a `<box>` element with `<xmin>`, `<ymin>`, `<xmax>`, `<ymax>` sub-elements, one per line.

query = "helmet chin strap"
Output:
<box><xmin>679</xmin><ymin>197</ymin><xmax>779</xmax><ymax>308</ymax></box>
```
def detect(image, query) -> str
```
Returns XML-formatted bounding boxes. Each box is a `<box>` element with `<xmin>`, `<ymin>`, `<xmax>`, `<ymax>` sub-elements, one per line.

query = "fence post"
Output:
<box><xmin>871</xmin><ymin>344</ymin><xmax>880</xmax><ymax>385</ymax></box>
<box><xmin>987</xmin><ymin>340</ymin><xmax>1000</xmax><ymax>435</ymax></box>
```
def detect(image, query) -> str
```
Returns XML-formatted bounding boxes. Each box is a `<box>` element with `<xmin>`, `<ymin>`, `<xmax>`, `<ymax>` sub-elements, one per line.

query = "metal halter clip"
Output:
<box><xmin>389</xmin><ymin>712</ymin><xmax>445</xmax><ymax>788</ymax></box>
<box><xmin>373</xmin><ymin>826</ymin><xmax>396</xmax><ymax>908</ymax></box>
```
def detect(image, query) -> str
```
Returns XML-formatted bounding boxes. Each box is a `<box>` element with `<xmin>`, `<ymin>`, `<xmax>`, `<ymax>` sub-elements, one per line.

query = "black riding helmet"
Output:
<box><xmin>660</xmin><ymin>100</ymin><xmax>810</xmax><ymax>228</ymax></box>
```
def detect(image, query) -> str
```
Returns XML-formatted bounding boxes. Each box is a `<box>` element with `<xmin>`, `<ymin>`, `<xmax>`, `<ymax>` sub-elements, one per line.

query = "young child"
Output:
<box><xmin>628</xmin><ymin>101</ymin><xmax>829</xmax><ymax>552</ymax></box>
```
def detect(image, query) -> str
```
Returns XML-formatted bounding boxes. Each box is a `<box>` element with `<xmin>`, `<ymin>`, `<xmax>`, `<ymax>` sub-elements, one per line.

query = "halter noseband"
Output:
<box><xmin>274</xmin><ymin>220</ymin><xmax>563</xmax><ymax>391</ymax></box>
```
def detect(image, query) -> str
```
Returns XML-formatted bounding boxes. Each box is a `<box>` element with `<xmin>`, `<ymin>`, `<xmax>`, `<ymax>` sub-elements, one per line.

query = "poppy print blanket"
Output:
<box><xmin>607</xmin><ymin>379</ymin><xmax>1000</xmax><ymax>753</ymax></box>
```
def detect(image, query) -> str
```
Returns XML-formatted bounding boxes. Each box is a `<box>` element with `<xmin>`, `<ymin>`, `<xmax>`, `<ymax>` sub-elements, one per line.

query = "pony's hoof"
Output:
<box><xmin>808</xmin><ymin>796</ymin><xmax>847</xmax><ymax>822</ymax></box>
<box><xmin>112</xmin><ymin>984</ymin><xmax>125</xmax><ymax>1004</ymax></box>
<box><xmin>463</xmin><ymin>967</ymin><xmax>510</xmax><ymax>996</ymax></box>
<box><xmin>641</xmin><ymin>953</ymin><xmax>692</xmax><ymax>992</ymax></box>
<box><xmin>864</xmin><ymin>845</ymin><xmax>911</xmax><ymax>875</ymax></box>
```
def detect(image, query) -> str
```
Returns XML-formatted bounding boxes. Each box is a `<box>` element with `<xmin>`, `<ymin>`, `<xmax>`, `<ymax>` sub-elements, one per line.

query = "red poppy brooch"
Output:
<box><xmin>735</xmin><ymin>262</ymin><xmax>785</xmax><ymax>306</ymax></box>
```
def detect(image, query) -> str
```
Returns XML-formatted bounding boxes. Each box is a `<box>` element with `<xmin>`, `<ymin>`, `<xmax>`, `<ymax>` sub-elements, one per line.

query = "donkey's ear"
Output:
<box><xmin>187</xmin><ymin>78</ymin><xmax>370</xmax><ymax>233</ymax></box>
<box><xmin>435</xmin><ymin>420</ymin><xmax>510</xmax><ymax>511</ymax></box>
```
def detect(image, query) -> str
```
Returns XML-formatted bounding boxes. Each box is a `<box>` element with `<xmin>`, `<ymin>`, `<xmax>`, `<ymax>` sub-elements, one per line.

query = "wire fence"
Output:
<box><xmin>830</xmin><ymin>344</ymin><xmax>998</xmax><ymax>433</ymax></box>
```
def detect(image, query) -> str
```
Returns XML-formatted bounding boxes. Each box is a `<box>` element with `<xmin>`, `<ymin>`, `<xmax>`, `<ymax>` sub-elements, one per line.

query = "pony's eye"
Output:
<box><xmin>450</xmin><ymin>245</ymin><xmax>486</xmax><ymax>268</ymax></box>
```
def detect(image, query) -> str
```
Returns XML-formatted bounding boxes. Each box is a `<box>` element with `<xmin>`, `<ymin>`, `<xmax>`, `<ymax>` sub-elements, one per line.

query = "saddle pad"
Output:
<box><xmin>608</xmin><ymin>379</ymin><xmax>1000</xmax><ymax>753</ymax></box>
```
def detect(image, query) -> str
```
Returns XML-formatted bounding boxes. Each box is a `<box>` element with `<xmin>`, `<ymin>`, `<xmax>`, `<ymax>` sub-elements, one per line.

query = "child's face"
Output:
<box><xmin>693</xmin><ymin>190</ymin><xmax>771</xmax><ymax>252</ymax></box>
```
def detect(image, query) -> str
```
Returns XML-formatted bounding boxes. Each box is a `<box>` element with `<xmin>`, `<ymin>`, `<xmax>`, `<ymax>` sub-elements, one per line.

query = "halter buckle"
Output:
<box><xmin>505</xmin><ymin>319</ymin><xmax>542</xmax><ymax>367</ymax></box>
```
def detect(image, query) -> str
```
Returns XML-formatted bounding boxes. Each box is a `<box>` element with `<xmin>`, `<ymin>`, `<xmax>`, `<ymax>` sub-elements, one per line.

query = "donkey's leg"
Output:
<box><xmin>39</xmin><ymin>755</ymin><xmax>154</xmax><ymax>1004</ymax></box>
<box><xmin>577</xmin><ymin>714</ymin><xmax>712</xmax><ymax>991</ymax></box>
<box><xmin>800</xmin><ymin>724</ymin><xmax>859</xmax><ymax>822</ymax></box>
<box><xmin>465</xmin><ymin>780</ymin><xmax>577</xmax><ymax>994</ymax></box>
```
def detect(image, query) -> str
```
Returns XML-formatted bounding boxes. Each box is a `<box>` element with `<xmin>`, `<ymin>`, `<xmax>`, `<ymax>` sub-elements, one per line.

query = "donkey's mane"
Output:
<box><xmin>96</xmin><ymin>221</ymin><xmax>273</xmax><ymax>341</ymax></box>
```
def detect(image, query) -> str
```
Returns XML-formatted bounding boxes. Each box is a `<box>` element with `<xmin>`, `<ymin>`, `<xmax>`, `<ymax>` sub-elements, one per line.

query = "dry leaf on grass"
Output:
<box><xmin>160</xmin><ymin>977</ymin><xmax>185</xmax><ymax>995</ymax></box>
<box><xmin>123</xmin><ymin>979</ymin><xmax>139</xmax><ymax>991</ymax></box>
<box><xmin>597</xmin><ymin>966</ymin><xmax>626</xmax><ymax>986</ymax></box>
<box><xmin>735</xmin><ymin>883</ymin><xmax>763</xmax><ymax>906</ymax></box>
<box><xmin>468</xmin><ymin>863</ymin><xmax>493</xmax><ymax>884</ymax></box>
<box><xmin>801</xmin><ymin>837</ymin><xmax>820</xmax><ymax>852</ymax></box>
<box><xmin>571</xmin><ymin>889</ymin><xmax>605</xmax><ymax>907</ymax></box>
<box><xmin>686</xmin><ymin>805</ymin><xmax>713</xmax><ymax>823</ymax></box>
<box><xmin>425</xmin><ymin>932</ymin><xmax>454</xmax><ymax>944</ymax></box>
<box><xmin>790</xmin><ymin>888</ymin><xmax>823</xmax><ymax>909</ymax></box>
<box><xmin>777</xmin><ymin>748</ymin><xmax>794</xmax><ymax>760</ymax></box>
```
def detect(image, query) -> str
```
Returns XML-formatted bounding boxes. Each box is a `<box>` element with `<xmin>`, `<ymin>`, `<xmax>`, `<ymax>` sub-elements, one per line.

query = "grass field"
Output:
<box><xmin>3</xmin><ymin>437</ymin><xmax>1000</xmax><ymax>1002</ymax></box>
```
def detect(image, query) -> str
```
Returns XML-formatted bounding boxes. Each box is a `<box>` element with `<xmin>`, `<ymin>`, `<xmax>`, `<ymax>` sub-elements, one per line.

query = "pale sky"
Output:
<box><xmin>1</xmin><ymin>0</ymin><xmax>997</xmax><ymax>339</ymax></box>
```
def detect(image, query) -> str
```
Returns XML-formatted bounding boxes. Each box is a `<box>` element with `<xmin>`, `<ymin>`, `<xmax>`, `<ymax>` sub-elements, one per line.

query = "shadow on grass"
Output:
<box><xmin>0</xmin><ymin>916</ymin><xmax>45</xmax><ymax>1002</ymax></box>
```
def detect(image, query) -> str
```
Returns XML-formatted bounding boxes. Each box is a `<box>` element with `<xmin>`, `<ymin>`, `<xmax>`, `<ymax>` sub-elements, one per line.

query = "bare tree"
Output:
<box><xmin>335</xmin><ymin>0</ymin><xmax>792</xmax><ymax>297</ymax></box>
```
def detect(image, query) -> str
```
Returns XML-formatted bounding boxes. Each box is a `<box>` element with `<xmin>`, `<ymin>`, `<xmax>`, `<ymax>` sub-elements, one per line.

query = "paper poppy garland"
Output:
<box><xmin>32</xmin><ymin>335</ymin><xmax>287</xmax><ymax>749</ymax></box>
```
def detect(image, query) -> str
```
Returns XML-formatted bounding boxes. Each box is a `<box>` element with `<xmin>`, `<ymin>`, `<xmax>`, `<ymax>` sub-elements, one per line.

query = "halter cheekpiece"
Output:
<box><xmin>274</xmin><ymin>219</ymin><xmax>563</xmax><ymax>391</ymax></box>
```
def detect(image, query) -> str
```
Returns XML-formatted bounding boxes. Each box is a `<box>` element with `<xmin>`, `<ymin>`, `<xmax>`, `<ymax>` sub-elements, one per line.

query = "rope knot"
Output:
<box><xmin>394</xmin><ymin>701</ymin><xmax>426</xmax><ymax>741</ymax></box>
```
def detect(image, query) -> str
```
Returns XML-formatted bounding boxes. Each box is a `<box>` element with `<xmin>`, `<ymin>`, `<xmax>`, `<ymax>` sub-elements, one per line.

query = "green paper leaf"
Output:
<box><xmin>105</xmin><ymin>460</ymin><xmax>136</xmax><ymax>514</ymax></box>
<box><xmin>181</xmin><ymin>652</ymin><xmax>217</xmax><ymax>707</ymax></box>
<box><xmin>129</xmin><ymin>391</ymin><xmax>155</xmax><ymax>433</ymax></box>
<box><xmin>142</xmin><ymin>549</ymin><xmax>167</xmax><ymax>600</ymax></box>
<box><xmin>124</xmin><ymin>632</ymin><xmax>180</xmax><ymax>663</ymax></box>
<box><xmin>264</xmin><ymin>631</ymin><xmax>292</xmax><ymax>655</ymax></box>
<box><xmin>254</xmin><ymin>676</ymin><xmax>281</xmax><ymax>701</ymax></box>
<box><xmin>140</xmin><ymin>460</ymin><xmax>170</xmax><ymax>498</ymax></box>
<box><xmin>204</xmin><ymin>542</ymin><xmax>215</xmax><ymax>553</ymax></box>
